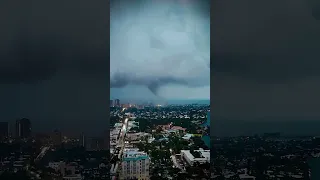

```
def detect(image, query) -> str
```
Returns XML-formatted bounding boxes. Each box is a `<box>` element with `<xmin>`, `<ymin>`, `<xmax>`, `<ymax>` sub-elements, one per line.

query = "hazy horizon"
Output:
<box><xmin>109</xmin><ymin>98</ymin><xmax>210</xmax><ymax>104</ymax></box>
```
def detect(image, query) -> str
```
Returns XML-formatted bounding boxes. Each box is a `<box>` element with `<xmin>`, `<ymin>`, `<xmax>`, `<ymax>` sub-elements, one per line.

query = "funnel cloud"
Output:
<box><xmin>111</xmin><ymin>72</ymin><xmax>190</xmax><ymax>96</ymax></box>
<box><xmin>110</xmin><ymin>0</ymin><xmax>210</xmax><ymax>100</ymax></box>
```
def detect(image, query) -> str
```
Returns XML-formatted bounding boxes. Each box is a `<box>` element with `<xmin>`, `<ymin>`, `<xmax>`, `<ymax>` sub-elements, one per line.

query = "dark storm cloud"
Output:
<box><xmin>212</xmin><ymin>0</ymin><xmax>320</xmax><ymax>125</ymax></box>
<box><xmin>110</xmin><ymin>72</ymin><xmax>131</xmax><ymax>88</ymax></box>
<box><xmin>110</xmin><ymin>50</ymin><xmax>210</xmax><ymax>96</ymax></box>
<box><xmin>110</xmin><ymin>72</ymin><xmax>188</xmax><ymax>96</ymax></box>
<box><xmin>146</xmin><ymin>77</ymin><xmax>188</xmax><ymax>95</ymax></box>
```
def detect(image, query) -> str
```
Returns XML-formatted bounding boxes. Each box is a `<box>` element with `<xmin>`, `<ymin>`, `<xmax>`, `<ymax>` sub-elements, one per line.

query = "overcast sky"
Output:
<box><xmin>2</xmin><ymin>0</ymin><xmax>320</xmax><ymax>136</ymax></box>
<box><xmin>212</xmin><ymin>0</ymin><xmax>320</xmax><ymax>136</ymax></box>
<box><xmin>0</xmin><ymin>0</ymin><xmax>109</xmax><ymax>135</ymax></box>
<box><xmin>110</xmin><ymin>0</ymin><xmax>210</xmax><ymax>102</ymax></box>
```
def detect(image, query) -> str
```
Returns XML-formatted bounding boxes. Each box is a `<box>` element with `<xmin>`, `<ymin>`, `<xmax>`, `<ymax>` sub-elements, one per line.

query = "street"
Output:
<box><xmin>110</xmin><ymin>115</ymin><xmax>130</xmax><ymax>179</ymax></box>
<box><xmin>170</xmin><ymin>149</ymin><xmax>185</xmax><ymax>173</ymax></box>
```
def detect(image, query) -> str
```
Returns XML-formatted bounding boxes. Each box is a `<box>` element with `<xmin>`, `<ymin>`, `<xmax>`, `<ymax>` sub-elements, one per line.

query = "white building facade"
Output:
<box><xmin>181</xmin><ymin>149</ymin><xmax>210</xmax><ymax>166</ymax></box>
<box><xmin>120</xmin><ymin>149</ymin><xmax>150</xmax><ymax>180</ymax></box>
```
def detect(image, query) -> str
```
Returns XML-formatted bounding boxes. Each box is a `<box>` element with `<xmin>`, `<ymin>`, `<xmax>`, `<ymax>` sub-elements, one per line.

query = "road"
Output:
<box><xmin>170</xmin><ymin>149</ymin><xmax>185</xmax><ymax>173</ymax></box>
<box><xmin>110</xmin><ymin>115</ymin><xmax>129</xmax><ymax>180</ymax></box>
<box><xmin>35</xmin><ymin>146</ymin><xmax>50</xmax><ymax>162</ymax></box>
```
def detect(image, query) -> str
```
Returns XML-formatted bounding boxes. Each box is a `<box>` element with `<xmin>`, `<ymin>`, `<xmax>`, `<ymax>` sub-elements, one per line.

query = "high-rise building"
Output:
<box><xmin>110</xmin><ymin>100</ymin><xmax>114</xmax><ymax>107</ymax></box>
<box><xmin>80</xmin><ymin>132</ymin><xmax>86</xmax><ymax>148</ymax></box>
<box><xmin>120</xmin><ymin>149</ymin><xmax>150</xmax><ymax>180</ymax></box>
<box><xmin>51</xmin><ymin>129</ymin><xmax>62</xmax><ymax>146</ymax></box>
<box><xmin>115</xmin><ymin>99</ymin><xmax>120</xmax><ymax>107</ymax></box>
<box><xmin>0</xmin><ymin>122</ymin><xmax>9</xmax><ymax>138</ymax></box>
<box><xmin>15</xmin><ymin>118</ymin><xmax>31</xmax><ymax>138</ymax></box>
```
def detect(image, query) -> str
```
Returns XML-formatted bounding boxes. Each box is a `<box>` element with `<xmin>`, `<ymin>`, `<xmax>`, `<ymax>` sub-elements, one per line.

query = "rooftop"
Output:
<box><xmin>181</xmin><ymin>149</ymin><xmax>210</xmax><ymax>162</ymax></box>
<box><xmin>123</xmin><ymin>149</ymin><xmax>149</xmax><ymax>162</ymax></box>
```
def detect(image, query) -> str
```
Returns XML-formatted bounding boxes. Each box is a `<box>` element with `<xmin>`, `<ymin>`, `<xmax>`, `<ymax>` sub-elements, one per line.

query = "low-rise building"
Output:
<box><xmin>181</xmin><ymin>148</ymin><xmax>210</xmax><ymax>166</ymax></box>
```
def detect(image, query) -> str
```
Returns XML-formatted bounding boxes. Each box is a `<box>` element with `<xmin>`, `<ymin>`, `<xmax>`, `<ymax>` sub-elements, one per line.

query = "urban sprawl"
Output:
<box><xmin>1</xmin><ymin>100</ymin><xmax>318</xmax><ymax>179</ymax></box>
<box><xmin>0</xmin><ymin>100</ymin><xmax>210</xmax><ymax>180</ymax></box>
<box><xmin>109</xmin><ymin>99</ymin><xmax>211</xmax><ymax>180</ymax></box>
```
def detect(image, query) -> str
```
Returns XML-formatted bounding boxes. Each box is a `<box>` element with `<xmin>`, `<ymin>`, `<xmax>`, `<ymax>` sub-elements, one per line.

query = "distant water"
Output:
<box><xmin>202</xmin><ymin>135</ymin><xmax>210</xmax><ymax>148</ymax></box>
<box><xmin>167</xmin><ymin>99</ymin><xmax>210</xmax><ymax>105</ymax></box>
<box><xmin>202</xmin><ymin>111</ymin><xmax>210</xmax><ymax>126</ymax></box>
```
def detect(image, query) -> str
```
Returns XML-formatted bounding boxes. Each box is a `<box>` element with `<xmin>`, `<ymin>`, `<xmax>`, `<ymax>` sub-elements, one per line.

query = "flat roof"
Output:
<box><xmin>123</xmin><ymin>149</ymin><xmax>149</xmax><ymax>161</ymax></box>
<box><xmin>181</xmin><ymin>149</ymin><xmax>210</xmax><ymax>162</ymax></box>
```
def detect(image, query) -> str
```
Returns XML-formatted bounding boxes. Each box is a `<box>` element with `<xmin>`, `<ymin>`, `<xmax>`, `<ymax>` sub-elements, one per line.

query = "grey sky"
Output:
<box><xmin>110</xmin><ymin>0</ymin><xmax>210</xmax><ymax>101</ymax></box>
